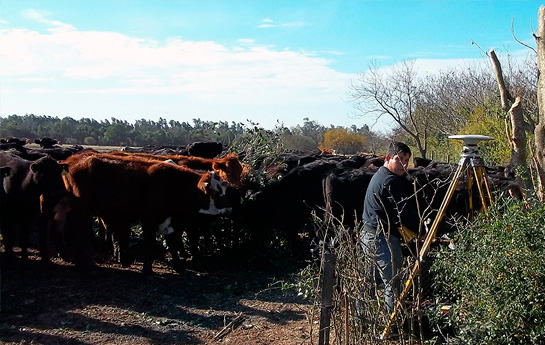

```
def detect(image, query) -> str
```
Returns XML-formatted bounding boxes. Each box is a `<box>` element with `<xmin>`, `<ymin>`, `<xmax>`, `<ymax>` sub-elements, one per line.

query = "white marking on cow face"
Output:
<box><xmin>208</xmin><ymin>171</ymin><xmax>228</xmax><ymax>196</ymax></box>
<box><xmin>158</xmin><ymin>216</ymin><xmax>175</xmax><ymax>235</ymax></box>
<box><xmin>198</xmin><ymin>171</ymin><xmax>232</xmax><ymax>215</ymax></box>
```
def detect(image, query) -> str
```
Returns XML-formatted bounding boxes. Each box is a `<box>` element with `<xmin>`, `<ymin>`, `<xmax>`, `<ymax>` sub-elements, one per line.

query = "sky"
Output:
<box><xmin>0</xmin><ymin>1</ymin><xmax>542</xmax><ymax>131</ymax></box>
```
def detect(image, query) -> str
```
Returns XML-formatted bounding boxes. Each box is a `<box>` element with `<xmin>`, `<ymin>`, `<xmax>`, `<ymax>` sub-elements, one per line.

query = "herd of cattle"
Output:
<box><xmin>0</xmin><ymin>137</ymin><xmax>523</xmax><ymax>274</ymax></box>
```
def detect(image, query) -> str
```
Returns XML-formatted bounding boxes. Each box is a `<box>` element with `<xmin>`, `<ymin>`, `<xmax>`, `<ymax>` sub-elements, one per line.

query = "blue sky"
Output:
<box><xmin>0</xmin><ymin>1</ymin><xmax>541</xmax><ymax>131</ymax></box>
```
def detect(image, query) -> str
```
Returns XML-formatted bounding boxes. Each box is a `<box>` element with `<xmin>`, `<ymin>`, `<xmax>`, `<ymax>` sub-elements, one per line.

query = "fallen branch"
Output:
<box><xmin>214</xmin><ymin>312</ymin><xmax>245</xmax><ymax>341</ymax></box>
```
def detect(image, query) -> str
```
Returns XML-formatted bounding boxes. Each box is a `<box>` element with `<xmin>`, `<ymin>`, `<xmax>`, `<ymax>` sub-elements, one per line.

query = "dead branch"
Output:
<box><xmin>214</xmin><ymin>312</ymin><xmax>245</xmax><ymax>341</ymax></box>
<box><xmin>490</xmin><ymin>49</ymin><xmax>515</xmax><ymax>111</ymax></box>
<box><xmin>511</xmin><ymin>16</ymin><xmax>538</xmax><ymax>54</ymax></box>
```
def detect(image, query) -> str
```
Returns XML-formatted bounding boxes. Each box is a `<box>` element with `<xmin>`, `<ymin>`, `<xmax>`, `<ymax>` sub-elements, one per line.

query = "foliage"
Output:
<box><xmin>319</xmin><ymin>128</ymin><xmax>366</xmax><ymax>154</ymax></box>
<box><xmin>431</xmin><ymin>197</ymin><xmax>545</xmax><ymax>344</ymax></box>
<box><xmin>423</xmin><ymin>132</ymin><xmax>460</xmax><ymax>163</ymax></box>
<box><xmin>228</xmin><ymin>121</ymin><xmax>289</xmax><ymax>187</ymax></box>
<box><xmin>83</xmin><ymin>136</ymin><xmax>97</xmax><ymax>145</ymax></box>
<box><xmin>277</xmin><ymin>264</ymin><xmax>319</xmax><ymax>300</ymax></box>
<box><xmin>459</xmin><ymin>104</ymin><xmax>512</xmax><ymax>166</ymax></box>
<box><xmin>282</xmin><ymin>133</ymin><xmax>317</xmax><ymax>151</ymax></box>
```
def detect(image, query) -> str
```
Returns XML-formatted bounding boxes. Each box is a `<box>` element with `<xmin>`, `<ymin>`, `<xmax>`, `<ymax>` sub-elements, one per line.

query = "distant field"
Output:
<box><xmin>26</xmin><ymin>143</ymin><xmax>126</xmax><ymax>153</ymax></box>
<box><xmin>80</xmin><ymin>145</ymin><xmax>126</xmax><ymax>152</ymax></box>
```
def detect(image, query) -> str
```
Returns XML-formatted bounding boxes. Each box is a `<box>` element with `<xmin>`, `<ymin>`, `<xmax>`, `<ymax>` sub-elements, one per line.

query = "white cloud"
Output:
<box><xmin>237</xmin><ymin>38</ymin><xmax>255</xmax><ymax>45</ymax></box>
<box><xmin>19</xmin><ymin>77</ymin><xmax>56</xmax><ymax>82</ymax></box>
<box><xmin>258</xmin><ymin>18</ymin><xmax>309</xmax><ymax>29</ymax></box>
<box><xmin>22</xmin><ymin>9</ymin><xmax>76</xmax><ymax>31</ymax></box>
<box><xmin>0</xmin><ymin>17</ymin><xmax>356</xmax><ymax>128</ymax></box>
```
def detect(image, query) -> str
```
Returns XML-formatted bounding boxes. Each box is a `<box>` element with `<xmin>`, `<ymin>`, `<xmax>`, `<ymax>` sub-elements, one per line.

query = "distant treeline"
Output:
<box><xmin>0</xmin><ymin>114</ymin><xmax>244</xmax><ymax>147</ymax></box>
<box><xmin>0</xmin><ymin>114</ymin><xmax>379</xmax><ymax>152</ymax></box>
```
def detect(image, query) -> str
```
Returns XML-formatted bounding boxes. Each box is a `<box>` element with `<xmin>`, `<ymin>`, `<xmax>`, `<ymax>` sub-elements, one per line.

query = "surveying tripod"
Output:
<box><xmin>382</xmin><ymin>135</ymin><xmax>494</xmax><ymax>339</ymax></box>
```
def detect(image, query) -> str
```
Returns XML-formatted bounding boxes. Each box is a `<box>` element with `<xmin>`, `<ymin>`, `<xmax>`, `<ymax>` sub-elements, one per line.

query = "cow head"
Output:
<box><xmin>30</xmin><ymin>155</ymin><xmax>69</xmax><ymax>200</ymax></box>
<box><xmin>197</xmin><ymin>171</ymin><xmax>232</xmax><ymax>215</ymax></box>
<box><xmin>212</xmin><ymin>152</ymin><xmax>243</xmax><ymax>186</ymax></box>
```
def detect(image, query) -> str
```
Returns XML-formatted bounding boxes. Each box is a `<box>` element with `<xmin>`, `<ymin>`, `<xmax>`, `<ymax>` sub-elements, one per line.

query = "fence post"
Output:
<box><xmin>319</xmin><ymin>252</ymin><xmax>336</xmax><ymax>345</ymax></box>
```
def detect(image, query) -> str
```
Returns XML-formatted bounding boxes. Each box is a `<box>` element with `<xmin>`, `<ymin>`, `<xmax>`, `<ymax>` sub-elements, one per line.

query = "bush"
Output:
<box><xmin>432</xmin><ymin>197</ymin><xmax>545</xmax><ymax>344</ymax></box>
<box><xmin>84</xmin><ymin>136</ymin><xmax>97</xmax><ymax>145</ymax></box>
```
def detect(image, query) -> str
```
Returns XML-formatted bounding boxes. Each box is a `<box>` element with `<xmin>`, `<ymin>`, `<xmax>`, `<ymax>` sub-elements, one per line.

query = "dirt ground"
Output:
<box><xmin>0</xmin><ymin>251</ymin><xmax>320</xmax><ymax>345</ymax></box>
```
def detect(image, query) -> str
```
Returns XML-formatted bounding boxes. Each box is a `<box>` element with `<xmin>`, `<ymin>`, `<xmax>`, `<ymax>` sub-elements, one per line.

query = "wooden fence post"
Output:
<box><xmin>319</xmin><ymin>252</ymin><xmax>336</xmax><ymax>345</ymax></box>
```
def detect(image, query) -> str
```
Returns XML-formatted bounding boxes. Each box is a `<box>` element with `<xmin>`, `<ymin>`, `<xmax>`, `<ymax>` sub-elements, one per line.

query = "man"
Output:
<box><xmin>361</xmin><ymin>141</ymin><xmax>420</xmax><ymax>316</ymax></box>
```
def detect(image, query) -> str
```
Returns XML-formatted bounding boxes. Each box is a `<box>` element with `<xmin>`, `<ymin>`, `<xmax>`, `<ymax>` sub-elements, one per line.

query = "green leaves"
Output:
<box><xmin>432</xmin><ymin>197</ymin><xmax>545</xmax><ymax>344</ymax></box>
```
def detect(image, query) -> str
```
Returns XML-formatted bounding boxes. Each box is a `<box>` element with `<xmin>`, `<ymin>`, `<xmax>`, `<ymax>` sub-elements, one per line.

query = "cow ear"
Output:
<box><xmin>197</xmin><ymin>171</ymin><xmax>211</xmax><ymax>193</ymax></box>
<box><xmin>61</xmin><ymin>164</ymin><xmax>69</xmax><ymax>175</ymax></box>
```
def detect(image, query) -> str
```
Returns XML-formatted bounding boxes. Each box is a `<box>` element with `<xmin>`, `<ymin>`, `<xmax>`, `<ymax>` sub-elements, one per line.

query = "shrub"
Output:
<box><xmin>84</xmin><ymin>136</ymin><xmax>97</xmax><ymax>145</ymax></box>
<box><xmin>229</xmin><ymin>122</ymin><xmax>288</xmax><ymax>188</ymax></box>
<box><xmin>432</xmin><ymin>197</ymin><xmax>545</xmax><ymax>344</ymax></box>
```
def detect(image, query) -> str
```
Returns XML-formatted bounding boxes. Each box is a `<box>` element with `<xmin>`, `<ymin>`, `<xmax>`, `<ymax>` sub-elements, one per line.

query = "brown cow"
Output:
<box><xmin>59</xmin><ymin>153</ymin><xmax>232</xmax><ymax>274</ymax></box>
<box><xmin>104</xmin><ymin>151</ymin><xmax>243</xmax><ymax>186</ymax></box>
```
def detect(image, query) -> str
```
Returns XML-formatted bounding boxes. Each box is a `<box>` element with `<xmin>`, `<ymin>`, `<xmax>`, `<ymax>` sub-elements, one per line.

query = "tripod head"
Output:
<box><xmin>449</xmin><ymin>135</ymin><xmax>494</xmax><ymax>159</ymax></box>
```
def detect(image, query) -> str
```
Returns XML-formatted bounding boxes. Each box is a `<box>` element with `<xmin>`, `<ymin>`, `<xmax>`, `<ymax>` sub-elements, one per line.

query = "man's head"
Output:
<box><xmin>385</xmin><ymin>141</ymin><xmax>411</xmax><ymax>176</ymax></box>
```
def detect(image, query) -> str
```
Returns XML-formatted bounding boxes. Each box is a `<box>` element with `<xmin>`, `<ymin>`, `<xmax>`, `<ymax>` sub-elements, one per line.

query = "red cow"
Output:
<box><xmin>107</xmin><ymin>151</ymin><xmax>243</xmax><ymax>186</ymax></box>
<box><xmin>60</xmin><ymin>153</ymin><xmax>231</xmax><ymax>274</ymax></box>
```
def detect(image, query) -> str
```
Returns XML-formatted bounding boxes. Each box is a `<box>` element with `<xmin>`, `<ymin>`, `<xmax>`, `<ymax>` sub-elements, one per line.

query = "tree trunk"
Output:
<box><xmin>490</xmin><ymin>48</ymin><xmax>529</xmax><ymax>198</ymax></box>
<box><xmin>509</xmin><ymin>97</ymin><xmax>527</xmax><ymax>167</ymax></box>
<box><xmin>490</xmin><ymin>49</ymin><xmax>514</xmax><ymax>111</ymax></box>
<box><xmin>535</xmin><ymin>5</ymin><xmax>545</xmax><ymax>201</ymax></box>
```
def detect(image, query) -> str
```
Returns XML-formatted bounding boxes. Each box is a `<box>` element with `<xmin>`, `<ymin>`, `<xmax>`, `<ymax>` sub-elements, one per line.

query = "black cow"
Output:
<box><xmin>235</xmin><ymin>154</ymin><xmax>383</xmax><ymax>259</ymax></box>
<box><xmin>238</xmin><ymin>158</ymin><xmax>342</xmax><ymax>256</ymax></box>
<box><xmin>321</xmin><ymin>167</ymin><xmax>377</xmax><ymax>237</ymax></box>
<box><xmin>413</xmin><ymin>157</ymin><xmax>432</xmax><ymax>168</ymax></box>
<box><xmin>34</xmin><ymin>137</ymin><xmax>60</xmax><ymax>149</ymax></box>
<box><xmin>0</xmin><ymin>137</ymin><xmax>28</xmax><ymax>151</ymax></box>
<box><xmin>0</xmin><ymin>152</ymin><xmax>68</xmax><ymax>265</ymax></box>
<box><xmin>187</xmin><ymin>142</ymin><xmax>223</xmax><ymax>158</ymax></box>
<box><xmin>321</xmin><ymin>160</ymin><xmax>522</xmax><ymax>247</ymax></box>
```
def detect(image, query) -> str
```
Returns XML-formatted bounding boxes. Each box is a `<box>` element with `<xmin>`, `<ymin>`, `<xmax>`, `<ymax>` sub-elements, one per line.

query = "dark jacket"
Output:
<box><xmin>362</xmin><ymin>166</ymin><xmax>420</xmax><ymax>238</ymax></box>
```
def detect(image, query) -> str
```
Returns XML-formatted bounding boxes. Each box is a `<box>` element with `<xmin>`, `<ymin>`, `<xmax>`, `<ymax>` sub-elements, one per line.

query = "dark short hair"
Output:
<box><xmin>387</xmin><ymin>141</ymin><xmax>411</xmax><ymax>157</ymax></box>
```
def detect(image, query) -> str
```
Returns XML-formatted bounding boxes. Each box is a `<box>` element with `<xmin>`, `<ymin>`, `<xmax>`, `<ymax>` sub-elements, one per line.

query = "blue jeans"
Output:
<box><xmin>361</xmin><ymin>231</ymin><xmax>402</xmax><ymax>316</ymax></box>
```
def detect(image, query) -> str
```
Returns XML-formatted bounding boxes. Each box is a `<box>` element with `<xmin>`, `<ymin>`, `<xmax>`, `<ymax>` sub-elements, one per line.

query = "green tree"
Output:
<box><xmin>319</xmin><ymin>128</ymin><xmax>366</xmax><ymax>154</ymax></box>
<box><xmin>102</xmin><ymin>121</ymin><xmax>131</xmax><ymax>145</ymax></box>
<box><xmin>459</xmin><ymin>105</ymin><xmax>511</xmax><ymax>165</ymax></box>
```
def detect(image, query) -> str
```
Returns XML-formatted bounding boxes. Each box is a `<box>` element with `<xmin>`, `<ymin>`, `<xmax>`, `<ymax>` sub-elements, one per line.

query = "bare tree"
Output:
<box><xmin>349</xmin><ymin>60</ymin><xmax>432</xmax><ymax>158</ymax></box>
<box><xmin>488</xmin><ymin>6</ymin><xmax>544</xmax><ymax>200</ymax></box>
<box><xmin>420</xmin><ymin>66</ymin><xmax>498</xmax><ymax>135</ymax></box>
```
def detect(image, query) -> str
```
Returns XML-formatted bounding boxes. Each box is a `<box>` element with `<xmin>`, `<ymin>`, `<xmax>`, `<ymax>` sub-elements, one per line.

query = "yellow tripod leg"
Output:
<box><xmin>473</xmin><ymin>165</ymin><xmax>489</xmax><ymax>214</ymax></box>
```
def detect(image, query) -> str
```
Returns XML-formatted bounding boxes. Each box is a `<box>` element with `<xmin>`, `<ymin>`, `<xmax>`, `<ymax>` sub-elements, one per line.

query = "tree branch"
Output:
<box><xmin>490</xmin><ymin>49</ymin><xmax>515</xmax><ymax>111</ymax></box>
<box><xmin>512</xmin><ymin>16</ymin><xmax>538</xmax><ymax>54</ymax></box>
